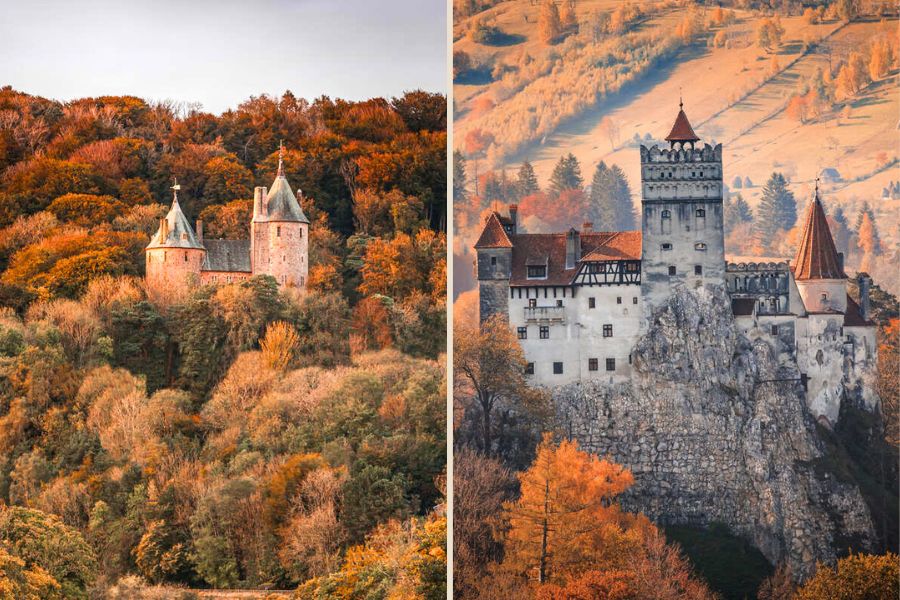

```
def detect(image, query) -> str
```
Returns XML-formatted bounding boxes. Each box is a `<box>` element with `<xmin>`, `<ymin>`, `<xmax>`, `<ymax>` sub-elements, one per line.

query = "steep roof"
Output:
<box><xmin>507</xmin><ymin>230</ymin><xmax>641</xmax><ymax>286</ymax></box>
<box><xmin>146</xmin><ymin>194</ymin><xmax>204</xmax><ymax>250</ymax></box>
<box><xmin>264</xmin><ymin>171</ymin><xmax>309</xmax><ymax>223</ymax></box>
<box><xmin>844</xmin><ymin>295</ymin><xmax>873</xmax><ymax>327</ymax></box>
<box><xmin>665</xmin><ymin>103</ymin><xmax>700</xmax><ymax>143</ymax></box>
<box><xmin>792</xmin><ymin>197</ymin><xmax>845</xmax><ymax>281</ymax></box>
<box><xmin>202</xmin><ymin>239</ymin><xmax>251</xmax><ymax>273</ymax></box>
<box><xmin>474</xmin><ymin>212</ymin><xmax>513</xmax><ymax>248</ymax></box>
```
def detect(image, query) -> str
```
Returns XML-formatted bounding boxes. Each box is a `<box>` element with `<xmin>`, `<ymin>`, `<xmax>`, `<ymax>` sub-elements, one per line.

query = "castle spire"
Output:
<box><xmin>277</xmin><ymin>140</ymin><xmax>285</xmax><ymax>177</ymax></box>
<box><xmin>792</xmin><ymin>182</ymin><xmax>845</xmax><ymax>281</ymax></box>
<box><xmin>665</xmin><ymin>99</ymin><xmax>700</xmax><ymax>148</ymax></box>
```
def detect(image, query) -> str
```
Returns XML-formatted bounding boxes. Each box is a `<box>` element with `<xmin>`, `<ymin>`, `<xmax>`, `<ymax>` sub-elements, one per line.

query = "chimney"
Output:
<box><xmin>508</xmin><ymin>204</ymin><xmax>518</xmax><ymax>234</ymax></box>
<box><xmin>196</xmin><ymin>219</ymin><xmax>203</xmax><ymax>243</ymax></box>
<box><xmin>159</xmin><ymin>218</ymin><xmax>168</xmax><ymax>242</ymax></box>
<box><xmin>253</xmin><ymin>186</ymin><xmax>268</xmax><ymax>219</ymax></box>
<box><xmin>565</xmin><ymin>228</ymin><xmax>580</xmax><ymax>270</ymax></box>
<box><xmin>859</xmin><ymin>273</ymin><xmax>871</xmax><ymax>322</ymax></box>
<box><xmin>583</xmin><ymin>221</ymin><xmax>593</xmax><ymax>233</ymax></box>
<box><xmin>838</xmin><ymin>252</ymin><xmax>845</xmax><ymax>272</ymax></box>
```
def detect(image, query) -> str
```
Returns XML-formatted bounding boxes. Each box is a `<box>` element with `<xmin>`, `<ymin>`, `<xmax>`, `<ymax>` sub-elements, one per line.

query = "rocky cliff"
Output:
<box><xmin>554</xmin><ymin>285</ymin><xmax>875</xmax><ymax>579</ymax></box>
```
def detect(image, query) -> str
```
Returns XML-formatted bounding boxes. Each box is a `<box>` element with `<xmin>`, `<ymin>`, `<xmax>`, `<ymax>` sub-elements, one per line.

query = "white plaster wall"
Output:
<box><xmin>509</xmin><ymin>285</ymin><xmax>641</xmax><ymax>386</ymax></box>
<box><xmin>798</xmin><ymin>313</ymin><xmax>846</xmax><ymax>425</ymax></box>
<box><xmin>796</xmin><ymin>279</ymin><xmax>847</xmax><ymax>313</ymax></box>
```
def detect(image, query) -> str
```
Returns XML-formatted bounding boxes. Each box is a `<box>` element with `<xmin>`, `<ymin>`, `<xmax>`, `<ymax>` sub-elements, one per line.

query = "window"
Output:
<box><xmin>603</xmin><ymin>324</ymin><xmax>613</xmax><ymax>337</ymax></box>
<box><xmin>525</xmin><ymin>362</ymin><xmax>534</xmax><ymax>375</ymax></box>
<box><xmin>606</xmin><ymin>358</ymin><xmax>616</xmax><ymax>371</ymax></box>
<box><xmin>528</xmin><ymin>299</ymin><xmax>537</xmax><ymax>308</ymax></box>
<box><xmin>695</xmin><ymin>265</ymin><xmax>703</xmax><ymax>275</ymax></box>
<box><xmin>527</xmin><ymin>265</ymin><xmax>547</xmax><ymax>278</ymax></box>
<box><xmin>517</xmin><ymin>327</ymin><xmax>527</xmax><ymax>339</ymax></box>
<box><xmin>588</xmin><ymin>297</ymin><xmax>596</xmax><ymax>309</ymax></box>
<box><xmin>588</xmin><ymin>358</ymin><xmax>599</xmax><ymax>371</ymax></box>
<box><xmin>633</xmin><ymin>296</ymin><xmax>638</xmax><ymax>305</ymax></box>
<box><xmin>662</xmin><ymin>243</ymin><xmax>673</xmax><ymax>251</ymax></box>
<box><xmin>491</xmin><ymin>256</ymin><xmax>497</xmax><ymax>266</ymax></box>
<box><xmin>771</xmin><ymin>325</ymin><xmax>779</xmax><ymax>336</ymax></box>
<box><xmin>696</xmin><ymin>208</ymin><xmax>706</xmax><ymax>217</ymax></box>
<box><xmin>668</xmin><ymin>266</ymin><xmax>677</xmax><ymax>276</ymax></box>
<box><xmin>556</xmin><ymin>299</ymin><xmax>563</xmax><ymax>307</ymax></box>
<box><xmin>695</xmin><ymin>242</ymin><xmax>707</xmax><ymax>251</ymax></box>
<box><xmin>553</xmin><ymin>362</ymin><xmax>564</xmax><ymax>374</ymax></box>
<box><xmin>662</xmin><ymin>210</ymin><xmax>671</xmax><ymax>219</ymax></box>
<box><xmin>617</xmin><ymin>296</ymin><xmax>622</xmax><ymax>304</ymax></box>
<box><xmin>276</xmin><ymin>226</ymin><xmax>281</xmax><ymax>237</ymax></box>
<box><xmin>820</xmin><ymin>293</ymin><xmax>828</xmax><ymax>301</ymax></box>
<box><xmin>625</xmin><ymin>262</ymin><xmax>640</xmax><ymax>272</ymax></box>
<box><xmin>586</xmin><ymin>263</ymin><xmax>605</xmax><ymax>274</ymax></box>
<box><xmin>539</xmin><ymin>326</ymin><xmax>549</xmax><ymax>339</ymax></box>
<box><xmin>183</xmin><ymin>252</ymin><xmax>188</xmax><ymax>262</ymax></box>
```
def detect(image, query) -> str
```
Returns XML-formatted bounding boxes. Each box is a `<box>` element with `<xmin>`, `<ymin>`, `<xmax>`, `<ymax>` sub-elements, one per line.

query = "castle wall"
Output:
<box><xmin>253</xmin><ymin>222</ymin><xmax>308</xmax><ymax>287</ymax></box>
<box><xmin>796</xmin><ymin>279</ymin><xmax>848</xmax><ymax>314</ymax></box>
<box><xmin>796</xmin><ymin>313</ymin><xmax>846</xmax><ymax>425</ymax></box>
<box><xmin>476</xmin><ymin>248</ymin><xmax>511</xmax><ymax>322</ymax></box>
<box><xmin>200</xmin><ymin>271</ymin><xmax>252</xmax><ymax>285</ymax></box>
<box><xmin>509</xmin><ymin>284</ymin><xmax>641</xmax><ymax>386</ymax></box>
<box><xmin>146</xmin><ymin>247</ymin><xmax>204</xmax><ymax>291</ymax></box>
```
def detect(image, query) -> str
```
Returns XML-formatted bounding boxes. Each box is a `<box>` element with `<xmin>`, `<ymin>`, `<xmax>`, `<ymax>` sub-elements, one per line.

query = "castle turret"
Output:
<box><xmin>145</xmin><ymin>183</ymin><xmax>206</xmax><ymax>292</ymax></box>
<box><xmin>792</xmin><ymin>188</ymin><xmax>847</xmax><ymax>313</ymax></box>
<box><xmin>251</xmin><ymin>144</ymin><xmax>310</xmax><ymax>288</ymax></box>
<box><xmin>475</xmin><ymin>211</ymin><xmax>513</xmax><ymax>323</ymax></box>
<box><xmin>640</xmin><ymin>101</ymin><xmax>726</xmax><ymax>325</ymax></box>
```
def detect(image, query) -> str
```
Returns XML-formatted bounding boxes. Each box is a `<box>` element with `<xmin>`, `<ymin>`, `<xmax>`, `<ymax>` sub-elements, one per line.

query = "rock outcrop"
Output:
<box><xmin>554</xmin><ymin>284</ymin><xmax>875</xmax><ymax>579</ymax></box>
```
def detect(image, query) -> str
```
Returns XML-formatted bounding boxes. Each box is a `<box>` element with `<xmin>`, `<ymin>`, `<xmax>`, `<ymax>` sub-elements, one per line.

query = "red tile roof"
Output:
<box><xmin>665</xmin><ymin>107</ymin><xmax>700</xmax><ymax>143</ymax></box>
<box><xmin>474</xmin><ymin>212</ymin><xmax>512</xmax><ymax>249</ymax></box>
<box><xmin>792</xmin><ymin>198</ymin><xmax>845</xmax><ymax>281</ymax></box>
<box><xmin>844</xmin><ymin>295</ymin><xmax>873</xmax><ymax>327</ymax></box>
<box><xmin>507</xmin><ymin>231</ymin><xmax>641</xmax><ymax>286</ymax></box>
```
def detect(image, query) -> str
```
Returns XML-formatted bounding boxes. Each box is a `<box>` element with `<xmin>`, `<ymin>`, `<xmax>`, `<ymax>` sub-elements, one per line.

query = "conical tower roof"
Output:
<box><xmin>146</xmin><ymin>186</ymin><xmax>204</xmax><ymax>250</ymax></box>
<box><xmin>792</xmin><ymin>191</ymin><xmax>845</xmax><ymax>281</ymax></box>
<box><xmin>263</xmin><ymin>145</ymin><xmax>309</xmax><ymax>223</ymax></box>
<box><xmin>665</xmin><ymin>100</ymin><xmax>700</xmax><ymax>144</ymax></box>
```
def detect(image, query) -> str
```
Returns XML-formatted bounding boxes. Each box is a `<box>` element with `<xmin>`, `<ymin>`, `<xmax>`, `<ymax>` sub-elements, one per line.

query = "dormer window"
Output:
<box><xmin>181</xmin><ymin>233</ymin><xmax>187</xmax><ymax>240</ymax></box>
<box><xmin>527</xmin><ymin>265</ymin><xmax>547</xmax><ymax>279</ymax></box>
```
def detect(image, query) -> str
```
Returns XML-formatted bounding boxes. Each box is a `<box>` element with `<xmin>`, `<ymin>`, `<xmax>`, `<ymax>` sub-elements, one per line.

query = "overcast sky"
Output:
<box><xmin>0</xmin><ymin>0</ymin><xmax>447</xmax><ymax>114</ymax></box>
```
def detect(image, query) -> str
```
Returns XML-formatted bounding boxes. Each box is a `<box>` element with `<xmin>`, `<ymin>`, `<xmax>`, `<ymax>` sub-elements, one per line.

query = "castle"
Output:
<box><xmin>146</xmin><ymin>148</ymin><xmax>309</xmax><ymax>292</ymax></box>
<box><xmin>475</xmin><ymin>104</ymin><xmax>878</xmax><ymax>426</ymax></box>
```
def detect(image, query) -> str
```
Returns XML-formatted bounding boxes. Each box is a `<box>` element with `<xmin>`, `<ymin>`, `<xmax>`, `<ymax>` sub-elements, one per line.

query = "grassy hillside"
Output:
<box><xmin>453</xmin><ymin>0</ymin><xmax>899</xmax><ymax>296</ymax></box>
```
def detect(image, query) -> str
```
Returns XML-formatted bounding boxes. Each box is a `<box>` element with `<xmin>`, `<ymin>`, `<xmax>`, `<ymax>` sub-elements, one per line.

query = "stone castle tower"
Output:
<box><xmin>145</xmin><ymin>149</ymin><xmax>309</xmax><ymax>292</ymax></box>
<box><xmin>145</xmin><ymin>186</ymin><xmax>206</xmax><ymax>291</ymax></box>
<box><xmin>251</xmin><ymin>150</ymin><xmax>310</xmax><ymax>287</ymax></box>
<box><xmin>639</xmin><ymin>102</ymin><xmax>725</xmax><ymax>325</ymax></box>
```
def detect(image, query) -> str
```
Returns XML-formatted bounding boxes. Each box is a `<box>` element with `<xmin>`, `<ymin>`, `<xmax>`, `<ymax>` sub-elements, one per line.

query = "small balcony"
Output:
<box><xmin>524</xmin><ymin>306</ymin><xmax>566</xmax><ymax>324</ymax></box>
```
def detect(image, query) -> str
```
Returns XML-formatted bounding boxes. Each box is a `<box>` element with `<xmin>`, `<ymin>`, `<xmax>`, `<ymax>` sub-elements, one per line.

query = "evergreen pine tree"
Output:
<box><xmin>453</xmin><ymin>150</ymin><xmax>467</xmax><ymax>203</ymax></box>
<box><xmin>755</xmin><ymin>172</ymin><xmax>796</xmax><ymax>246</ymax></box>
<box><xmin>589</xmin><ymin>162</ymin><xmax>635</xmax><ymax>230</ymax></box>
<box><xmin>829</xmin><ymin>205</ymin><xmax>851</xmax><ymax>256</ymax></box>
<box><xmin>482</xmin><ymin>171</ymin><xmax>502</xmax><ymax>202</ymax></box>
<box><xmin>549</xmin><ymin>153</ymin><xmax>583</xmax><ymax>197</ymax></box>
<box><xmin>517</xmin><ymin>161</ymin><xmax>540</xmax><ymax>198</ymax></box>
<box><xmin>724</xmin><ymin>193</ymin><xmax>753</xmax><ymax>232</ymax></box>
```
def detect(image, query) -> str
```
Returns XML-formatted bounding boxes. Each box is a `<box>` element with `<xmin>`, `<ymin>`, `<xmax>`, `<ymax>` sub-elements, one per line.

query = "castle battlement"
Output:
<box><xmin>639</xmin><ymin>143</ymin><xmax>723</xmax><ymax>165</ymax></box>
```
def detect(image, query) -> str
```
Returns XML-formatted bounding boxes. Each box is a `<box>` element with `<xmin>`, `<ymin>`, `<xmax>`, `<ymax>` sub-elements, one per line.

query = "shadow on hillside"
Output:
<box><xmin>481</xmin><ymin>32</ymin><xmax>526</xmax><ymax>47</ymax></box>
<box><xmin>454</xmin><ymin>67</ymin><xmax>494</xmax><ymax>86</ymax></box>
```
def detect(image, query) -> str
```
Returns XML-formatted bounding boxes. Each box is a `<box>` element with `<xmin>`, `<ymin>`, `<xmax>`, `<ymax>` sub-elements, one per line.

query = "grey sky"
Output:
<box><xmin>0</xmin><ymin>0</ymin><xmax>447</xmax><ymax>114</ymax></box>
